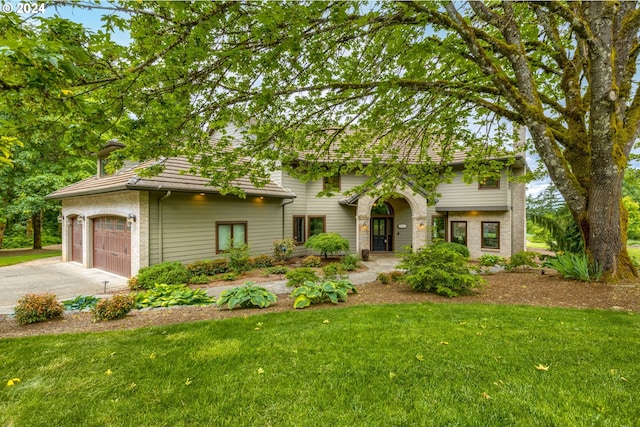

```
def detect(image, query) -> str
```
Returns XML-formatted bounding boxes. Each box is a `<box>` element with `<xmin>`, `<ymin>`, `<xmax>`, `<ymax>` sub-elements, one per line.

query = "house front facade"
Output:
<box><xmin>47</xmin><ymin>144</ymin><xmax>526</xmax><ymax>278</ymax></box>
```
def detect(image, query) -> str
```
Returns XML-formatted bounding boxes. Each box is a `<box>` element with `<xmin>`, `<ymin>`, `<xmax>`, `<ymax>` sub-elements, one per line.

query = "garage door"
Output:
<box><xmin>71</xmin><ymin>217</ymin><xmax>82</xmax><ymax>263</ymax></box>
<box><xmin>93</xmin><ymin>216</ymin><xmax>131</xmax><ymax>277</ymax></box>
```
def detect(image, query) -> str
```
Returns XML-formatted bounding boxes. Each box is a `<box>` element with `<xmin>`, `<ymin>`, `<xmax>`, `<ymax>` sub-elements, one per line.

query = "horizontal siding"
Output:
<box><xmin>435</xmin><ymin>171</ymin><xmax>508</xmax><ymax>209</ymax></box>
<box><xmin>388</xmin><ymin>198</ymin><xmax>412</xmax><ymax>251</ymax></box>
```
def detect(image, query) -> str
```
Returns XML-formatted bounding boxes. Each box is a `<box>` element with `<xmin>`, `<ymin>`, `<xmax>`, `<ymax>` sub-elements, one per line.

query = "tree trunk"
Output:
<box><xmin>0</xmin><ymin>222</ymin><xmax>4</xmax><ymax>249</ymax></box>
<box><xmin>32</xmin><ymin>212</ymin><xmax>42</xmax><ymax>250</ymax></box>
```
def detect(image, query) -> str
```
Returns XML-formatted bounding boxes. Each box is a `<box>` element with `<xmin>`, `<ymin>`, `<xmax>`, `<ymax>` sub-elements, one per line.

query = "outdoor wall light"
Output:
<box><xmin>418</xmin><ymin>222</ymin><xmax>425</xmax><ymax>230</ymax></box>
<box><xmin>77</xmin><ymin>215</ymin><xmax>84</xmax><ymax>225</ymax></box>
<box><xmin>361</xmin><ymin>221</ymin><xmax>369</xmax><ymax>231</ymax></box>
<box><xmin>127</xmin><ymin>213</ymin><xmax>136</xmax><ymax>224</ymax></box>
<box><xmin>57</xmin><ymin>215</ymin><xmax>63</xmax><ymax>224</ymax></box>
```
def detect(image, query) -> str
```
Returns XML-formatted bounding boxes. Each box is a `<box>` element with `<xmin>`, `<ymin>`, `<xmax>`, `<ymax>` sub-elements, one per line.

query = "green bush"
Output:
<box><xmin>62</xmin><ymin>295</ymin><xmax>100</xmax><ymax>311</ymax></box>
<box><xmin>273</xmin><ymin>238</ymin><xmax>296</xmax><ymax>262</ymax></box>
<box><xmin>291</xmin><ymin>279</ymin><xmax>357</xmax><ymax>309</ymax></box>
<box><xmin>216</xmin><ymin>282</ymin><xmax>277</xmax><ymax>310</ymax></box>
<box><xmin>340</xmin><ymin>254</ymin><xmax>360</xmax><ymax>271</ymax></box>
<box><xmin>507</xmin><ymin>251</ymin><xmax>539</xmax><ymax>270</ymax></box>
<box><xmin>323</xmin><ymin>262</ymin><xmax>346</xmax><ymax>279</ymax></box>
<box><xmin>433</xmin><ymin>241</ymin><xmax>470</xmax><ymax>259</ymax></box>
<box><xmin>134</xmin><ymin>284</ymin><xmax>213</xmax><ymax>308</ymax></box>
<box><xmin>91</xmin><ymin>295</ymin><xmax>136</xmax><ymax>322</ymax></box>
<box><xmin>398</xmin><ymin>245</ymin><xmax>482</xmax><ymax>297</ymax></box>
<box><xmin>262</xmin><ymin>265</ymin><xmax>289</xmax><ymax>276</ymax></box>
<box><xmin>130</xmin><ymin>262</ymin><xmax>190</xmax><ymax>290</ymax></box>
<box><xmin>301</xmin><ymin>255</ymin><xmax>322</xmax><ymax>267</ymax></box>
<box><xmin>188</xmin><ymin>275</ymin><xmax>211</xmax><ymax>285</ymax></box>
<box><xmin>304</xmin><ymin>233</ymin><xmax>350</xmax><ymax>259</ymax></box>
<box><xmin>187</xmin><ymin>259</ymin><xmax>229</xmax><ymax>276</ymax></box>
<box><xmin>222</xmin><ymin>244</ymin><xmax>251</xmax><ymax>272</ymax></box>
<box><xmin>543</xmin><ymin>253</ymin><xmax>603</xmax><ymax>282</ymax></box>
<box><xmin>377</xmin><ymin>272</ymin><xmax>391</xmax><ymax>284</ymax></box>
<box><xmin>285</xmin><ymin>267</ymin><xmax>320</xmax><ymax>287</ymax></box>
<box><xmin>14</xmin><ymin>293</ymin><xmax>65</xmax><ymax>325</ymax></box>
<box><xmin>478</xmin><ymin>254</ymin><xmax>506</xmax><ymax>267</ymax></box>
<box><xmin>389</xmin><ymin>271</ymin><xmax>405</xmax><ymax>282</ymax></box>
<box><xmin>250</xmin><ymin>254</ymin><xmax>274</xmax><ymax>269</ymax></box>
<box><xmin>215</xmin><ymin>272</ymin><xmax>240</xmax><ymax>281</ymax></box>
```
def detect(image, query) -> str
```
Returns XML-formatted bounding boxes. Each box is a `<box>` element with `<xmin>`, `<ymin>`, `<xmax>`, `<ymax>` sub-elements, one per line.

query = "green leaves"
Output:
<box><xmin>290</xmin><ymin>279</ymin><xmax>357</xmax><ymax>309</ymax></box>
<box><xmin>134</xmin><ymin>284</ymin><xmax>213</xmax><ymax>309</ymax></box>
<box><xmin>216</xmin><ymin>282</ymin><xmax>277</xmax><ymax>310</ymax></box>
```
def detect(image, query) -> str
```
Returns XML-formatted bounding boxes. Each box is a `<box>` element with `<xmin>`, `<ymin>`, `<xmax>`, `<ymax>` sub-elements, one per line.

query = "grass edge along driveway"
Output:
<box><xmin>1</xmin><ymin>302</ymin><xmax>638</xmax><ymax>426</ymax></box>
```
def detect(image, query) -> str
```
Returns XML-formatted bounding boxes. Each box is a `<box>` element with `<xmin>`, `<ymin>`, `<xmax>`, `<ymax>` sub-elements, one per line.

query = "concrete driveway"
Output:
<box><xmin>0</xmin><ymin>257</ymin><xmax>128</xmax><ymax>315</ymax></box>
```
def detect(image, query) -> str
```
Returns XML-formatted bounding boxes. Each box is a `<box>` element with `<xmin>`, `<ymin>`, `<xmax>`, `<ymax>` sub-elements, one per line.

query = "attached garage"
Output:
<box><xmin>71</xmin><ymin>216</ymin><xmax>83</xmax><ymax>263</ymax></box>
<box><xmin>93</xmin><ymin>216</ymin><xmax>131</xmax><ymax>277</ymax></box>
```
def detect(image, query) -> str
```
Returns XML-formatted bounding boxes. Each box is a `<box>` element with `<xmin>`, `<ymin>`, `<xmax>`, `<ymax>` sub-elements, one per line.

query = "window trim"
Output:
<box><xmin>323</xmin><ymin>174</ymin><xmax>341</xmax><ymax>192</ymax></box>
<box><xmin>450</xmin><ymin>221</ymin><xmax>467</xmax><ymax>246</ymax></box>
<box><xmin>481</xmin><ymin>221</ymin><xmax>501</xmax><ymax>249</ymax></box>
<box><xmin>478</xmin><ymin>176</ymin><xmax>500</xmax><ymax>190</ymax></box>
<box><xmin>307</xmin><ymin>215</ymin><xmax>326</xmax><ymax>238</ymax></box>
<box><xmin>293</xmin><ymin>215</ymin><xmax>306</xmax><ymax>246</ymax></box>
<box><xmin>215</xmin><ymin>221</ymin><xmax>248</xmax><ymax>254</ymax></box>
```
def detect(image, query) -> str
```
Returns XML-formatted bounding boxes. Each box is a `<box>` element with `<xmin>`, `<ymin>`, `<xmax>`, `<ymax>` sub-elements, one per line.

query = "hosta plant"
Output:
<box><xmin>134</xmin><ymin>284</ymin><xmax>213</xmax><ymax>309</ymax></box>
<box><xmin>63</xmin><ymin>295</ymin><xmax>100</xmax><ymax>311</ymax></box>
<box><xmin>291</xmin><ymin>279</ymin><xmax>357</xmax><ymax>309</ymax></box>
<box><xmin>216</xmin><ymin>282</ymin><xmax>277</xmax><ymax>310</ymax></box>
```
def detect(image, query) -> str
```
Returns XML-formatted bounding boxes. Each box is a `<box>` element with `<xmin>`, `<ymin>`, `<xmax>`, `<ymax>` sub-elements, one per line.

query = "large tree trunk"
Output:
<box><xmin>577</xmin><ymin>172</ymin><xmax>637</xmax><ymax>280</ymax></box>
<box><xmin>32</xmin><ymin>212</ymin><xmax>42</xmax><ymax>250</ymax></box>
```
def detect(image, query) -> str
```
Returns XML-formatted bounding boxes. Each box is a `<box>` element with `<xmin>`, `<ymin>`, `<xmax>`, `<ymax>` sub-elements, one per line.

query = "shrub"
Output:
<box><xmin>340</xmin><ymin>254</ymin><xmax>360</xmax><ymax>271</ymax></box>
<box><xmin>543</xmin><ymin>253</ymin><xmax>603</xmax><ymax>282</ymax></box>
<box><xmin>304</xmin><ymin>233</ymin><xmax>350</xmax><ymax>259</ymax></box>
<box><xmin>291</xmin><ymin>279</ymin><xmax>357</xmax><ymax>309</ymax></box>
<box><xmin>250</xmin><ymin>254</ymin><xmax>274</xmax><ymax>269</ymax></box>
<box><xmin>432</xmin><ymin>241</ymin><xmax>470</xmax><ymax>259</ymax></box>
<box><xmin>188</xmin><ymin>275</ymin><xmax>211</xmax><ymax>285</ymax></box>
<box><xmin>134</xmin><ymin>284</ymin><xmax>213</xmax><ymax>308</ymax></box>
<box><xmin>507</xmin><ymin>251</ymin><xmax>539</xmax><ymax>270</ymax></box>
<box><xmin>301</xmin><ymin>255</ymin><xmax>322</xmax><ymax>267</ymax></box>
<box><xmin>389</xmin><ymin>271</ymin><xmax>405</xmax><ymax>282</ymax></box>
<box><xmin>14</xmin><ymin>293</ymin><xmax>65</xmax><ymax>325</ymax></box>
<box><xmin>131</xmin><ymin>262</ymin><xmax>190</xmax><ymax>290</ymax></box>
<box><xmin>216</xmin><ymin>282</ymin><xmax>277</xmax><ymax>310</ymax></box>
<box><xmin>187</xmin><ymin>259</ymin><xmax>229</xmax><ymax>276</ymax></box>
<box><xmin>285</xmin><ymin>267</ymin><xmax>320</xmax><ymax>287</ymax></box>
<box><xmin>91</xmin><ymin>295</ymin><xmax>135</xmax><ymax>322</ymax></box>
<box><xmin>478</xmin><ymin>254</ymin><xmax>506</xmax><ymax>267</ymax></box>
<box><xmin>215</xmin><ymin>272</ymin><xmax>240</xmax><ymax>281</ymax></box>
<box><xmin>323</xmin><ymin>262</ymin><xmax>346</xmax><ymax>279</ymax></box>
<box><xmin>273</xmin><ymin>238</ymin><xmax>296</xmax><ymax>262</ymax></box>
<box><xmin>262</xmin><ymin>265</ymin><xmax>289</xmax><ymax>276</ymax></box>
<box><xmin>63</xmin><ymin>295</ymin><xmax>100</xmax><ymax>311</ymax></box>
<box><xmin>377</xmin><ymin>272</ymin><xmax>391</xmax><ymax>284</ymax></box>
<box><xmin>398</xmin><ymin>245</ymin><xmax>482</xmax><ymax>297</ymax></box>
<box><xmin>222</xmin><ymin>244</ymin><xmax>251</xmax><ymax>272</ymax></box>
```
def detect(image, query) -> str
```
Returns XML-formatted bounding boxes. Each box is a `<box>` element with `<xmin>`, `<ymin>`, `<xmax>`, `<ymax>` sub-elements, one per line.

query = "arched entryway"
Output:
<box><xmin>371</xmin><ymin>202</ymin><xmax>394</xmax><ymax>252</ymax></box>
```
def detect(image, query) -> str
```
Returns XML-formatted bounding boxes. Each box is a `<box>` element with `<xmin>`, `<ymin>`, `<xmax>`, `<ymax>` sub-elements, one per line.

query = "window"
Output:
<box><xmin>479</xmin><ymin>176</ymin><xmax>500</xmax><ymax>189</ymax></box>
<box><xmin>450</xmin><ymin>221</ymin><xmax>467</xmax><ymax>246</ymax></box>
<box><xmin>293</xmin><ymin>216</ymin><xmax>305</xmax><ymax>245</ymax></box>
<box><xmin>308</xmin><ymin>216</ymin><xmax>326</xmax><ymax>237</ymax></box>
<box><xmin>216</xmin><ymin>222</ymin><xmax>247</xmax><ymax>253</ymax></box>
<box><xmin>323</xmin><ymin>174</ymin><xmax>341</xmax><ymax>192</ymax></box>
<box><xmin>482</xmin><ymin>221</ymin><xmax>500</xmax><ymax>249</ymax></box>
<box><xmin>432</xmin><ymin>216</ymin><xmax>447</xmax><ymax>242</ymax></box>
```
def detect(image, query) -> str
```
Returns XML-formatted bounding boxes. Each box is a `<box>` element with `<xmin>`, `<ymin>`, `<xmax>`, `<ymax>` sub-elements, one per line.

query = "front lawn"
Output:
<box><xmin>0</xmin><ymin>250</ymin><xmax>61</xmax><ymax>267</ymax></box>
<box><xmin>1</xmin><ymin>303</ymin><xmax>638</xmax><ymax>426</ymax></box>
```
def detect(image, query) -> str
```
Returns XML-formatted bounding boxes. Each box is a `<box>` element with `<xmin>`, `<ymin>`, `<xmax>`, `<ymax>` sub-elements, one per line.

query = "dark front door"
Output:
<box><xmin>371</xmin><ymin>218</ymin><xmax>393</xmax><ymax>251</ymax></box>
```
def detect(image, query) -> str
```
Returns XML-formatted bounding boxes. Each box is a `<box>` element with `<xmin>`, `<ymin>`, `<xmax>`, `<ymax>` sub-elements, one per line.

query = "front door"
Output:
<box><xmin>371</xmin><ymin>217</ymin><xmax>393</xmax><ymax>251</ymax></box>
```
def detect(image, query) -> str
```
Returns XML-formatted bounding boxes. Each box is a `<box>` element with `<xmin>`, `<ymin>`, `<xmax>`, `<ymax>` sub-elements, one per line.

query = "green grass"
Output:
<box><xmin>1</xmin><ymin>303</ymin><xmax>638</xmax><ymax>426</ymax></box>
<box><xmin>0</xmin><ymin>251</ymin><xmax>61</xmax><ymax>267</ymax></box>
<box><xmin>627</xmin><ymin>246</ymin><xmax>640</xmax><ymax>259</ymax></box>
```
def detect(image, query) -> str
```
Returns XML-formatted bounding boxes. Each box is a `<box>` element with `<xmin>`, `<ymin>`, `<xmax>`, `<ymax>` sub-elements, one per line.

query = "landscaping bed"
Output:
<box><xmin>1</xmin><ymin>269</ymin><xmax>638</xmax><ymax>338</ymax></box>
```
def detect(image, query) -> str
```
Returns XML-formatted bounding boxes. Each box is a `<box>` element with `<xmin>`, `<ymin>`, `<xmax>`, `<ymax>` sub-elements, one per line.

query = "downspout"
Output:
<box><xmin>281</xmin><ymin>197</ymin><xmax>295</xmax><ymax>238</ymax></box>
<box><xmin>158</xmin><ymin>190</ymin><xmax>172</xmax><ymax>263</ymax></box>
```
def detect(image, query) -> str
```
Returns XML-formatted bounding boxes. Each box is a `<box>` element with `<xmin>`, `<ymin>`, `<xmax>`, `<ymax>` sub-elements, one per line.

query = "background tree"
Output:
<box><xmin>22</xmin><ymin>2</ymin><xmax>640</xmax><ymax>280</ymax></box>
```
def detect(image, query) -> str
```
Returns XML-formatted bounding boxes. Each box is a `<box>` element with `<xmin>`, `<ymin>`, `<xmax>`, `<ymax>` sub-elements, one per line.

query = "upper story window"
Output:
<box><xmin>479</xmin><ymin>176</ymin><xmax>500</xmax><ymax>189</ymax></box>
<box><xmin>323</xmin><ymin>174</ymin><xmax>341</xmax><ymax>192</ymax></box>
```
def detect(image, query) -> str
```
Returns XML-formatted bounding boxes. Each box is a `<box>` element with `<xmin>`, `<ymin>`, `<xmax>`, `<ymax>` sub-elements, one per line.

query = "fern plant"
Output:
<box><xmin>543</xmin><ymin>253</ymin><xmax>603</xmax><ymax>282</ymax></box>
<box><xmin>216</xmin><ymin>282</ymin><xmax>277</xmax><ymax>310</ymax></box>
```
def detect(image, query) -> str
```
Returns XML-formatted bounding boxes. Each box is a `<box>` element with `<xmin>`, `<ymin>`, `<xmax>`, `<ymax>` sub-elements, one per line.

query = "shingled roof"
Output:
<box><xmin>46</xmin><ymin>157</ymin><xmax>296</xmax><ymax>200</ymax></box>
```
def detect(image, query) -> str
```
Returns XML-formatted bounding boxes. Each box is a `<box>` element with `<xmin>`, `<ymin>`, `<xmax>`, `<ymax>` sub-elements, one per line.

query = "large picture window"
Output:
<box><xmin>293</xmin><ymin>216</ymin><xmax>305</xmax><ymax>245</ymax></box>
<box><xmin>482</xmin><ymin>221</ymin><xmax>500</xmax><ymax>249</ymax></box>
<box><xmin>216</xmin><ymin>222</ymin><xmax>247</xmax><ymax>253</ymax></box>
<box><xmin>450</xmin><ymin>221</ymin><xmax>467</xmax><ymax>246</ymax></box>
<box><xmin>308</xmin><ymin>216</ymin><xmax>326</xmax><ymax>237</ymax></box>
